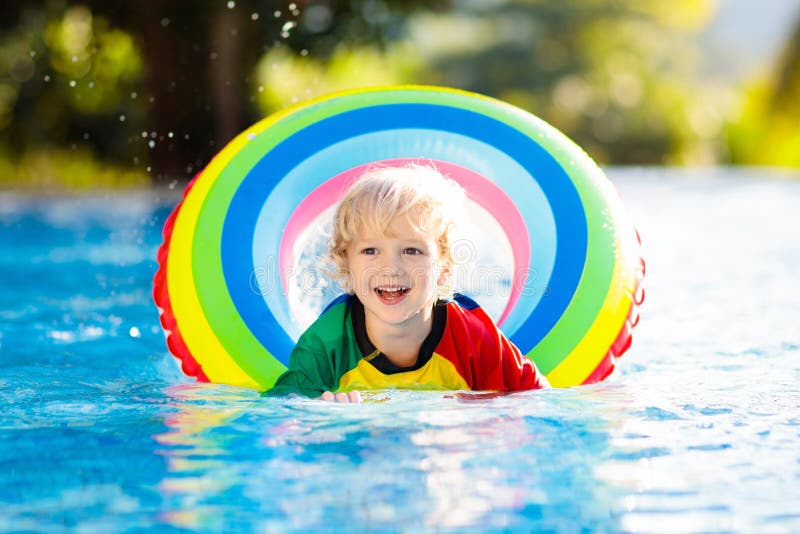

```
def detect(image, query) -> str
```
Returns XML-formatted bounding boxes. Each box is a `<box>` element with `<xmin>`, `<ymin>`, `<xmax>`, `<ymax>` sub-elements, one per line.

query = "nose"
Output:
<box><xmin>378</xmin><ymin>252</ymin><xmax>404</xmax><ymax>276</ymax></box>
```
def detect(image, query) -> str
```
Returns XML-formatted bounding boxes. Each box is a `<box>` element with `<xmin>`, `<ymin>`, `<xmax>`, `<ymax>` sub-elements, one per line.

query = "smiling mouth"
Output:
<box><xmin>374</xmin><ymin>286</ymin><xmax>410</xmax><ymax>299</ymax></box>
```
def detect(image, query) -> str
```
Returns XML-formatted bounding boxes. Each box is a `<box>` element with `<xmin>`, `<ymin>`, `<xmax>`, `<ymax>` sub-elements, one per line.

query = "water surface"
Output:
<box><xmin>1</xmin><ymin>168</ymin><xmax>798</xmax><ymax>532</ymax></box>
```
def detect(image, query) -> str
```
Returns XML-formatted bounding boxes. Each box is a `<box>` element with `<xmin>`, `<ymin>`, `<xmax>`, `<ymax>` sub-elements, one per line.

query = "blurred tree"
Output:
<box><xmin>1</xmin><ymin>3</ymin><xmax>147</xmax><ymax>184</ymax></box>
<box><xmin>1</xmin><ymin>0</ymin><xmax>438</xmax><ymax>185</ymax></box>
<box><xmin>401</xmin><ymin>0</ymin><xmax>722</xmax><ymax>165</ymax></box>
<box><xmin>5</xmin><ymin>0</ymin><xmax>793</xmax><ymax>186</ymax></box>
<box><xmin>727</xmin><ymin>13</ymin><xmax>800</xmax><ymax>166</ymax></box>
<box><xmin>260</xmin><ymin>0</ymin><xmax>728</xmax><ymax>166</ymax></box>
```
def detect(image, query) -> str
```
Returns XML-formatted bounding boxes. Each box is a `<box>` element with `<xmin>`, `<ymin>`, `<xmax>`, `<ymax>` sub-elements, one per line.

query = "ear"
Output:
<box><xmin>436</xmin><ymin>263</ymin><xmax>453</xmax><ymax>295</ymax></box>
<box><xmin>437</xmin><ymin>265</ymin><xmax>450</xmax><ymax>286</ymax></box>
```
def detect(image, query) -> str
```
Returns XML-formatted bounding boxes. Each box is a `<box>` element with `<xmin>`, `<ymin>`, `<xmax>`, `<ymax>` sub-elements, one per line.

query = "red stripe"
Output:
<box><xmin>152</xmin><ymin>173</ymin><xmax>209</xmax><ymax>382</ymax></box>
<box><xmin>582</xmin><ymin>231</ymin><xmax>646</xmax><ymax>385</ymax></box>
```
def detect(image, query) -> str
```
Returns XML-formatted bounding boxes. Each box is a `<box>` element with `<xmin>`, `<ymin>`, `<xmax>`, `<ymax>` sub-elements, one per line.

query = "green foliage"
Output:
<box><xmin>0</xmin><ymin>148</ymin><xmax>149</xmax><ymax>190</ymax></box>
<box><xmin>43</xmin><ymin>6</ymin><xmax>142</xmax><ymax>114</ymax></box>
<box><xmin>254</xmin><ymin>43</ymin><xmax>424</xmax><ymax>112</ymax></box>
<box><xmin>256</xmin><ymin>0</ymin><xmax>736</xmax><ymax>166</ymax></box>
<box><xmin>401</xmin><ymin>0</ymin><xmax>725</xmax><ymax>165</ymax></box>
<box><xmin>726</xmin><ymin>18</ymin><xmax>800</xmax><ymax>167</ymax></box>
<box><xmin>1</xmin><ymin>3</ymin><xmax>147</xmax><ymax>187</ymax></box>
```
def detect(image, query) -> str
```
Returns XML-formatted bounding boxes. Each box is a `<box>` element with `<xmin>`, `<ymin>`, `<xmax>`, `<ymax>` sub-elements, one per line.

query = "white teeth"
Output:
<box><xmin>375</xmin><ymin>286</ymin><xmax>409</xmax><ymax>296</ymax></box>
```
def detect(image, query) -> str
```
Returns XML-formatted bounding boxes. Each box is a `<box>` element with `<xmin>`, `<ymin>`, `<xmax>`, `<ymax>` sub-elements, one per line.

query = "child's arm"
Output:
<box><xmin>492</xmin><ymin>329</ymin><xmax>550</xmax><ymax>390</ymax></box>
<box><xmin>470</xmin><ymin>308</ymin><xmax>550</xmax><ymax>391</ymax></box>
<box><xmin>265</xmin><ymin>332</ymin><xmax>336</xmax><ymax>398</ymax></box>
<box><xmin>265</xmin><ymin>331</ymin><xmax>363</xmax><ymax>402</ymax></box>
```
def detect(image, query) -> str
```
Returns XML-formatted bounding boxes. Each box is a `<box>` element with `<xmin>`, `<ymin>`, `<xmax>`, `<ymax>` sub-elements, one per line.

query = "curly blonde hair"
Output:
<box><xmin>329</xmin><ymin>163</ymin><xmax>465</xmax><ymax>297</ymax></box>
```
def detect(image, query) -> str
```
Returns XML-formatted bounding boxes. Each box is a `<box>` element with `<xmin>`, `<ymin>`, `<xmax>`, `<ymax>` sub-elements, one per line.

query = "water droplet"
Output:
<box><xmin>210</xmin><ymin>51</ymin><xmax>218</xmax><ymax>60</ymax></box>
<box><xmin>160</xmin><ymin>17</ymin><xmax>170</xmax><ymax>27</ymax></box>
<box><xmin>129</xmin><ymin>326</ymin><xmax>141</xmax><ymax>338</ymax></box>
<box><xmin>148</xmin><ymin>140</ymin><xmax>156</xmax><ymax>149</ymax></box>
<box><xmin>274</xmin><ymin>10</ymin><xmax>282</xmax><ymax>18</ymax></box>
<box><xmin>130</xmin><ymin>91</ymin><xmax>138</xmax><ymax>99</ymax></box>
<box><xmin>168</xmin><ymin>131</ymin><xmax>174</xmax><ymax>138</ymax></box>
<box><xmin>71</xmin><ymin>55</ymin><xmax>78</xmax><ymax>62</ymax></box>
<box><xmin>281</xmin><ymin>21</ymin><xmax>296</xmax><ymax>33</ymax></box>
<box><xmin>88</xmin><ymin>81</ymin><xmax>94</xmax><ymax>88</ymax></box>
<box><xmin>169</xmin><ymin>179</ymin><xmax>177</xmax><ymax>190</ymax></box>
<box><xmin>119</xmin><ymin>115</ymin><xmax>126</xmax><ymax>122</ymax></box>
<box><xmin>30</xmin><ymin>50</ymin><xmax>36</xmax><ymax>57</ymax></box>
<box><xmin>251</xmin><ymin>12</ymin><xmax>259</xmax><ymax>20</ymax></box>
<box><xmin>43</xmin><ymin>75</ymin><xmax>51</xmax><ymax>82</ymax></box>
<box><xmin>227</xmin><ymin>0</ymin><xmax>235</xmax><ymax>8</ymax></box>
<box><xmin>150</xmin><ymin>131</ymin><xmax>157</xmax><ymax>138</ymax></box>
<box><xmin>300</xmin><ymin>49</ymin><xmax>309</xmax><ymax>57</ymax></box>
<box><xmin>69</xmin><ymin>80</ymin><xmax>77</xmax><ymax>87</ymax></box>
<box><xmin>141</xmin><ymin>131</ymin><xmax>148</xmax><ymax>138</ymax></box>
<box><xmin>257</xmin><ymin>85</ymin><xmax>264</xmax><ymax>92</ymax></box>
<box><xmin>289</xmin><ymin>2</ymin><xmax>297</xmax><ymax>9</ymax></box>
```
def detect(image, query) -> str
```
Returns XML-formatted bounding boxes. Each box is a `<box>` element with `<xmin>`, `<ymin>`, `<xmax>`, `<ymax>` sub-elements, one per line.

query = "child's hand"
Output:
<box><xmin>320</xmin><ymin>390</ymin><xmax>362</xmax><ymax>403</ymax></box>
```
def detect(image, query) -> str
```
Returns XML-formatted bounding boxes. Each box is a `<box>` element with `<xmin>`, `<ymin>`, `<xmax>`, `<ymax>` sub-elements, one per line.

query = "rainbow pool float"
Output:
<box><xmin>154</xmin><ymin>86</ymin><xmax>645</xmax><ymax>390</ymax></box>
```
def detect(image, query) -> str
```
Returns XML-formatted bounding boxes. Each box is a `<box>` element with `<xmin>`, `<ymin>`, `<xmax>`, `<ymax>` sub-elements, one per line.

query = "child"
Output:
<box><xmin>267</xmin><ymin>164</ymin><xmax>549</xmax><ymax>402</ymax></box>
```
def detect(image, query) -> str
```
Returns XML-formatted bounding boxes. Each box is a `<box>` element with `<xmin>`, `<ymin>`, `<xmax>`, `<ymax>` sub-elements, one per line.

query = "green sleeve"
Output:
<box><xmin>263</xmin><ymin>297</ymin><xmax>358</xmax><ymax>398</ymax></box>
<box><xmin>263</xmin><ymin>329</ymin><xmax>336</xmax><ymax>398</ymax></box>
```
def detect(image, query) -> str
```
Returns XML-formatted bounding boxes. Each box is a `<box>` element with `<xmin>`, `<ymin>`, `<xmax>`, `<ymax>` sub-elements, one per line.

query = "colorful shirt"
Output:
<box><xmin>266</xmin><ymin>294</ymin><xmax>548</xmax><ymax>397</ymax></box>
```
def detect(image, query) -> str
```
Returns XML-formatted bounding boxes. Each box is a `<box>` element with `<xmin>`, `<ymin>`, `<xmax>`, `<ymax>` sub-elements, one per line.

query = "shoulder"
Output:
<box><xmin>444</xmin><ymin>293</ymin><xmax>496</xmax><ymax>330</ymax></box>
<box><xmin>440</xmin><ymin>294</ymin><xmax>506</xmax><ymax>350</ymax></box>
<box><xmin>299</xmin><ymin>294</ymin><xmax>356</xmax><ymax>343</ymax></box>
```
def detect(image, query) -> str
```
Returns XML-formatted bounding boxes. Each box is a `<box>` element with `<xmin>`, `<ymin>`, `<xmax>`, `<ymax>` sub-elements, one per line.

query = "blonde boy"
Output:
<box><xmin>268</xmin><ymin>164</ymin><xmax>548</xmax><ymax>402</ymax></box>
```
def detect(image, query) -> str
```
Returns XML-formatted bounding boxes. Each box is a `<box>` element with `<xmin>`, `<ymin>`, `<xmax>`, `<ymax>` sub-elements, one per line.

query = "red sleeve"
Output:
<box><xmin>468</xmin><ymin>305</ymin><xmax>549</xmax><ymax>391</ymax></box>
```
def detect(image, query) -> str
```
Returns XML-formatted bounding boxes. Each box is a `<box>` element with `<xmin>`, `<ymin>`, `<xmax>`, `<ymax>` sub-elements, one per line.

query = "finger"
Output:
<box><xmin>334</xmin><ymin>392</ymin><xmax>349</xmax><ymax>403</ymax></box>
<box><xmin>347</xmin><ymin>390</ymin><xmax>362</xmax><ymax>403</ymax></box>
<box><xmin>320</xmin><ymin>391</ymin><xmax>335</xmax><ymax>402</ymax></box>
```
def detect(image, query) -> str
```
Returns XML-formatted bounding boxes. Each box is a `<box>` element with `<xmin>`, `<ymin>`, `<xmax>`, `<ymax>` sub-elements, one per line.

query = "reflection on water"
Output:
<box><xmin>152</xmin><ymin>384</ymin><xmax>255</xmax><ymax>530</ymax></box>
<box><xmin>152</xmin><ymin>385</ymin><xmax>625</xmax><ymax>531</ymax></box>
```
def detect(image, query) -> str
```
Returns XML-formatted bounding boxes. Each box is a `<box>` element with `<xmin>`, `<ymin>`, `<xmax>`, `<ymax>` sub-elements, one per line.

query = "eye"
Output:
<box><xmin>403</xmin><ymin>247</ymin><xmax>423</xmax><ymax>255</ymax></box>
<box><xmin>361</xmin><ymin>247</ymin><xmax>378</xmax><ymax>255</ymax></box>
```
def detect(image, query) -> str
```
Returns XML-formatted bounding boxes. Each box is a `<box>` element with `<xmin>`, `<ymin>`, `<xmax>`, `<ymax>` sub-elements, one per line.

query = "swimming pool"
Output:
<box><xmin>1</xmin><ymin>168</ymin><xmax>798</xmax><ymax>532</ymax></box>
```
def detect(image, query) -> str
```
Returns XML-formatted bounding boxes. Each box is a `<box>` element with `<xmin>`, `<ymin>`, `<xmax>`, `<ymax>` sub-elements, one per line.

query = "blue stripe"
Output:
<box><xmin>221</xmin><ymin>103</ymin><xmax>586</xmax><ymax>364</ymax></box>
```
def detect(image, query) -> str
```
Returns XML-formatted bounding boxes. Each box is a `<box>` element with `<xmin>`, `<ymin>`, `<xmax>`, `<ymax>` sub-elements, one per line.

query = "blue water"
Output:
<box><xmin>1</xmin><ymin>169</ymin><xmax>799</xmax><ymax>533</ymax></box>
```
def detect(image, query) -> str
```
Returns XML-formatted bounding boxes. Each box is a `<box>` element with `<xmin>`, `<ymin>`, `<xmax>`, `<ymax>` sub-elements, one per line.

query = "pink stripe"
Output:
<box><xmin>279</xmin><ymin>158</ymin><xmax>530</xmax><ymax>325</ymax></box>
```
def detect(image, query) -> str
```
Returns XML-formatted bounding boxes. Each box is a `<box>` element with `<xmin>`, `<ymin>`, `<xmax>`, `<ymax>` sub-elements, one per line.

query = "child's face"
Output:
<box><xmin>345</xmin><ymin>213</ymin><xmax>446</xmax><ymax>333</ymax></box>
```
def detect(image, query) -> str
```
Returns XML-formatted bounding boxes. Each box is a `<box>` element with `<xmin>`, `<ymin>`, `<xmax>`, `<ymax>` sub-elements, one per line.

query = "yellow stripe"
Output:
<box><xmin>545</xmin><ymin>211</ymin><xmax>641</xmax><ymax>387</ymax></box>
<box><xmin>338</xmin><ymin>353</ymin><xmax>470</xmax><ymax>391</ymax></box>
<box><xmin>167</xmin><ymin>125</ymin><xmax>270</xmax><ymax>388</ymax></box>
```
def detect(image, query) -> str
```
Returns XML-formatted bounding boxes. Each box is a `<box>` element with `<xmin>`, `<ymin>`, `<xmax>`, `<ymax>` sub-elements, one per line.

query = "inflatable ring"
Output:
<box><xmin>153</xmin><ymin>85</ymin><xmax>644</xmax><ymax>390</ymax></box>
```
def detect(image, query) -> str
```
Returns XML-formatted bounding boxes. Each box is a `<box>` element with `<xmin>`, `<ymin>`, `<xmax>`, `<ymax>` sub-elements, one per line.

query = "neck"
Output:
<box><xmin>365</xmin><ymin>307</ymin><xmax>433</xmax><ymax>368</ymax></box>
